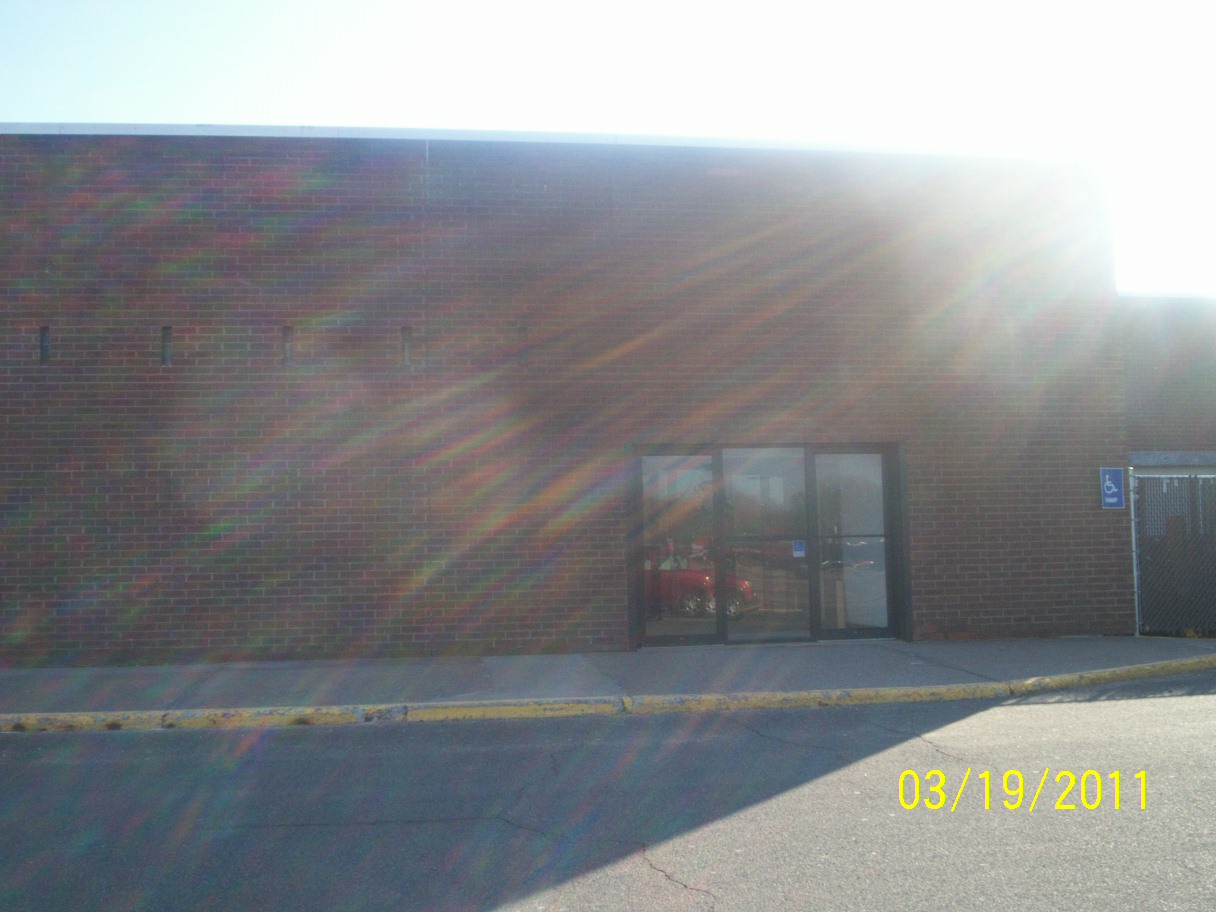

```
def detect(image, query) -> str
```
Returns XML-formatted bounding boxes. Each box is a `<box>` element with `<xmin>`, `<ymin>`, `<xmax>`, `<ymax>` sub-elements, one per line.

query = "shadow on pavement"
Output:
<box><xmin>4</xmin><ymin>669</ymin><xmax>1215</xmax><ymax>910</ymax></box>
<box><xmin>0</xmin><ymin>697</ymin><xmax>986</xmax><ymax>911</ymax></box>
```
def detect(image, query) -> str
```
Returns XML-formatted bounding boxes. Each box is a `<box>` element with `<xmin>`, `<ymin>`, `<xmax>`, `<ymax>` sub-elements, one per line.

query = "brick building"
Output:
<box><xmin>1</xmin><ymin>129</ymin><xmax>1142</xmax><ymax>665</ymax></box>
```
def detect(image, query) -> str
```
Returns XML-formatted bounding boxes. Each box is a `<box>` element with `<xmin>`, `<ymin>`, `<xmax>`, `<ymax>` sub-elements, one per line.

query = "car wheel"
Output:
<box><xmin>676</xmin><ymin>592</ymin><xmax>705</xmax><ymax>617</ymax></box>
<box><xmin>721</xmin><ymin>592</ymin><xmax>744</xmax><ymax>619</ymax></box>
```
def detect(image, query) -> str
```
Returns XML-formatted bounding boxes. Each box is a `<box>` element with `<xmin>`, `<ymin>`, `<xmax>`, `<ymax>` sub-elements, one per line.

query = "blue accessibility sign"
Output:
<box><xmin>1100</xmin><ymin>467</ymin><xmax>1126</xmax><ymax>510</ymax></box>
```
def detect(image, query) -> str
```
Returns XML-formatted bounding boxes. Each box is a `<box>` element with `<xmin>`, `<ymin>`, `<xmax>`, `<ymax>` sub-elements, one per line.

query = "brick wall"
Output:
<box><xmin>1124</xmin><ymin>298</ymin><xmax>1216</xmax><ymax>453</ymax></box>
<box><xmin>0</xmin><ymin>134</ymin><xmax>1134</xmax><ymax>664</ymax></box>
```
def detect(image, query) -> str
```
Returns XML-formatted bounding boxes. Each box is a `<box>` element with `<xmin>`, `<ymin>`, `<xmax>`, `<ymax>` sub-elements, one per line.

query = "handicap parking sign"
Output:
<box><xmin>1100</xmin><ymin>467</ymin><xmax>1125</xmax><ymax>510</ymax></box>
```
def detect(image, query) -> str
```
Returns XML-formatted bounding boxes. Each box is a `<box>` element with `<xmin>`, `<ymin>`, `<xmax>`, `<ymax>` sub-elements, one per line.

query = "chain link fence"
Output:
<box><xmin>1135</xmin><ymin>474</ymin><xmax>1216</xmax><ymax>635</ymax></box>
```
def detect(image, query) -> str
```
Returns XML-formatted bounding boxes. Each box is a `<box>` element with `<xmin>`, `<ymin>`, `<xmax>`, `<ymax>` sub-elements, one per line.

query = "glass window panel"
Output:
<box><xmin>820</xmin><ymin>536</ymin><xmax>888</xmax><ymax>630</ymax></box>
<box><xmin>642</xmin><ymin>455</ymin><xmax>714</xmax><ymax>548</ymax></box>
<box><xmin>843</xmin><ymin>536</ymin><xmax>888</xmax><ymax>627</ymax></box>
<box><xmin>723</xmin><ymin>448</ymin><xmax>807</xmax><ymax>539</ymax></box>
<box><xmin>816</xmin><ymin>453</ymin><xmax>885</xmax><ymax>536</ymax></box>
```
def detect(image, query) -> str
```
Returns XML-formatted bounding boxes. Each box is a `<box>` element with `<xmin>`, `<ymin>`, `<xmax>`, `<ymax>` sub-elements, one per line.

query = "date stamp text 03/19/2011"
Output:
<box><xmin>898</xmin><ymin>769</ymin><xmax>1147</xmax><ymax>812</ymax></box>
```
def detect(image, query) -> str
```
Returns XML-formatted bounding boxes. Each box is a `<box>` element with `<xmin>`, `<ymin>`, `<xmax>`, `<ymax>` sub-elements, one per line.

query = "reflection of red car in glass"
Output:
<box><xmin>644</xmin><ymin>546</ymin><xmax>756</xmax><ymax>619</ymax></box>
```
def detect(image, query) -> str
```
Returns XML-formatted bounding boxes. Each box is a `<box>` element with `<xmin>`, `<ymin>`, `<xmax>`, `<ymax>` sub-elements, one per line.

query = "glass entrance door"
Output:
<box><xmin>814</xmin><ymin>452</ymin><xmax>892</xmax><ymax>636</ymax></box>
<box><xmin>637</xmin><ymin>446</ymin><xmax>899</xmax><ymax>644</ymax></box>
<box><xmin>720</xmin><ymin>447</ymin><xmax>812</xmax><ymax>642</ymax></box>
<box><xmin>640</xmin><ymin>454</ymin><xmax>719</xmax><ymax>641</ymax></box>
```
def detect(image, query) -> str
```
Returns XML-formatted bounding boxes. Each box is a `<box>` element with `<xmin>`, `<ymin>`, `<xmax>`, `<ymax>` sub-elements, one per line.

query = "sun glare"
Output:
<box><xmin>0</xmin><ymin>0</ymin><xmax>1213</xmax><ymax>296</ymax></box>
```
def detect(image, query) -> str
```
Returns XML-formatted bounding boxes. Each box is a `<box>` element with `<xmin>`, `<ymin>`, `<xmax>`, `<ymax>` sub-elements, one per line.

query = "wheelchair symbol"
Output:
<box><xmin>1101</xmin><ymin>469</ymin><xmax>1125</xmax><ymax>508</ymax></box>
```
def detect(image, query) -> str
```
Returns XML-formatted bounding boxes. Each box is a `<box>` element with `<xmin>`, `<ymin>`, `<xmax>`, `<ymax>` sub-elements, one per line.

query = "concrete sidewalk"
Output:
<box><xmin>3</xmin><ymin>636</ymin><xmax>1216</xmax><ymax>732</ymax></box>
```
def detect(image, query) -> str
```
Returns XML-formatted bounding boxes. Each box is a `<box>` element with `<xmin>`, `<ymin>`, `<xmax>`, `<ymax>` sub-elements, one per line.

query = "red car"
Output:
<box><xmin>644</xmin><ymin>547</ymin><xmax>756</xmax><ymax>619</ymax></box>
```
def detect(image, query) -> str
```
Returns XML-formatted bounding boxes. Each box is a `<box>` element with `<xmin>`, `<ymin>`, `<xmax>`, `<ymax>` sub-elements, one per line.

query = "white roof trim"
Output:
<box><xmin>0</xmin><ymin>122</ymin><xmax>833</xmax><ymax>151</ymax></box>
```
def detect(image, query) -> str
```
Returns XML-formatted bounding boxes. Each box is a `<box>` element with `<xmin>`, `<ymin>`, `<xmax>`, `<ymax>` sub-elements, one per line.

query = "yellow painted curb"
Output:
<box><xmin>161</xmin><ymin>706</ymin><xmax>365</xmax><ymax>730</ymax></box>
<box><xmin>1007</xmin><ymin>653</ymin><xmax>1216</xmax><ymax>695</ymax></box>
<box><xmin>0</xmin><ymin>705</ymin><xmax>372</xmax><ymax>733</ymax></box>
<box><xmin>622</xmin><ymin>681</ymin><xmax>1014</xmax><ymax>715</ymax></box>
<box><xmin>0</xmin><ymin>711</ymin><xmax>165</xmax><ymax>733</ymax></box>
<box><xmin>3</xmin><ymin>652</ymin><xmax>1215</xmax><ymax>733</ymax></box>
<box><xmin>404</xmin><ymin>697</ymin><xmax>626</xmax><ymax>722</ymax></box>
<box><xmin>361</xmin><ymin>704</ymin><xmax>409</xmax><ymax>723</ymax></box>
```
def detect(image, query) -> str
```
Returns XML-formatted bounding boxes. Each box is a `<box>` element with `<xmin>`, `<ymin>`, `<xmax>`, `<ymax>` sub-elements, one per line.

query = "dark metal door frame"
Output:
<box><xmin>631</xmin><ymin>443</ymin><xmax>908</xmax><ymax>647</ymax></box>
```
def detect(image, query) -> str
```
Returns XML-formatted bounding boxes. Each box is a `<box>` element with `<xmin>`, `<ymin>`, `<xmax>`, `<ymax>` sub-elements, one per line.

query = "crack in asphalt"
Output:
<box><xmin>726</xmin><ymin>715</ymin><xmax>856</xmax><ymax>765</ymax></box>
<box><xmin>641</xmin><ymin>843</ymin><xmax>718</xmax><ymax>908</ymax></box>
<box><xmin>495</xmin><ymin>812</ymin><xmax>555</xmax><ymax>840</ymax></box>
<box><xmin>480</xmin><ymin>752</ymin><xmax>721</xmax><ymax>908</ymax></box>
<box><xmin>865</xmin><ymin>719</ymin><xmax>971</xmax><ymax>763</ymax></box>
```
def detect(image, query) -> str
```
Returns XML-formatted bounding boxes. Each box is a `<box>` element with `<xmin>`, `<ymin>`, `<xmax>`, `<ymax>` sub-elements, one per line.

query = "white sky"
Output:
<box><xmin>1</xmin><ymin>0</ymin><xmax>1213</xmax><ymax>298</ymax></box>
